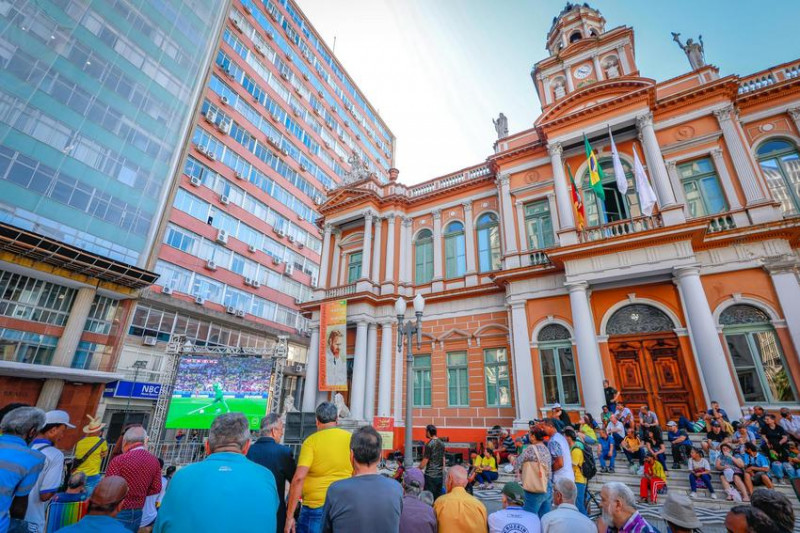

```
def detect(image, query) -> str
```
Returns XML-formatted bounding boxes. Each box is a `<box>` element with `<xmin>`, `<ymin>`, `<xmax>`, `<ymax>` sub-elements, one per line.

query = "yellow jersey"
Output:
<box><xmin>73</xmin><ymin>436</ymin><xmax>108</xmax><ymax>476</ymax></box>
<box><xmin>297</xmin><ymin>427</ymin><xmax>352</xmax><ymax>508</ymax></box>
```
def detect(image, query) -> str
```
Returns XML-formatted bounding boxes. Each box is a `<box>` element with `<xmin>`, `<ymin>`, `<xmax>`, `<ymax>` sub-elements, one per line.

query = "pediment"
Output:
<box><xmin>318</xmin><ymin>186</ymin><xmax>374</xmax><ymax>214</ymax></box>
<box><xmin>536</xmin><ymin>77</ymin><xmax>656</xmax><ymax>127</ymax></box>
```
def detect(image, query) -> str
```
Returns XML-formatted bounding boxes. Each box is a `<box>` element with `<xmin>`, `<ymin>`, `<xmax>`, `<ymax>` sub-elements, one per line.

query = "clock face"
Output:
<box><xmin>574</xmin><ymin>64</ymin><xmax>593</xmax><ymax>80</ymax></box>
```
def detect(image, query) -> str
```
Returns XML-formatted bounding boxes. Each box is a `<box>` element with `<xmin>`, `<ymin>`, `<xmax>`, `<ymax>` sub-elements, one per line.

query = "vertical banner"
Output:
<box><xmin>373</xmin><ymin>416</ymin><xmax>394</xmax><ymax>450</ymax></box>
<box><xmin>319</xmin><ymin>300</ymin><xmax>348</xmax><ymax>391</ymax></box>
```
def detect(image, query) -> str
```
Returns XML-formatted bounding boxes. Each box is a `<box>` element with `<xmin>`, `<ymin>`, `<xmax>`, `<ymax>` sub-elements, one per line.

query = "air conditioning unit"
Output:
<box><xmin>299</xmin><ymin>163</ymin><xmax>307</xmax><ymax>172</ymax></box>
<box><xmin>314</xmin><ymin>197</ymin><xmax>324</xmax><ymax>206</ymax></box>
<box><xmin>204</xmin><ymin>109</ymin><xmax>217</xmax><ymax>123</ymax></box>
<box><xmin>313</xmin><ymin>108</ymin><xmax>321</xmax><ymax>116</ymax></box>
<box><xmin>216</xmin><ymin>229</ymin><xmax>229</xmax><ymax>244</ymax></box>
<box><xmin>143</xmin><ymin>336</ymin><xmax>157</xmax><ymax>346</ymax></box>
<box><xmin>294</xmin><ymin>298</ymin><xmax>302</xmax><ymax>305</ymax></box>
<box><xmin>356</xmin><ymin>134</ymin><xmax>361</xmax><ymax>141</ymax></box>
<box><xmin>281</xmin><ymin>148</ymin><xmax>289</xmax><ymax>156</ymax></box>
<box><xmin>310</xmin><ymin>275</ymin><xmax>318</xmax><ymax>287</ymax></box>
<box><xmin>284</xmin><ymin>263</ymin><xmax>295</xmax><ymax>275</ymax></box>
<box><xmin>244</xmin><ymin>277</ymin><xmax>255</xmax><ymax>286</ymax></box>
<box><xmin>225</xmin><ymin>67</ymin><xmax>235</xmax><ymax>78</ymax></box>
<box><xmin>251</xmin><ymin>279</ymin><xmax>261</xmax><ymax>289</ymax></box>
<box><xmin>232</xmin><ymin>19</ymin><xmax>242</xmax><ymax>32</ymax></box>
<box><xmin>274</xmin><ymin>227</ymin><xmax>285</xmax><ymax>237</ymax></box>
<box><xmin>344</xmin><ymin>120</ymin><xmax>350</xmax><ymax>128</ymax></box>
<box><xmin>162</xmin><ymin>286</ymin><xmax>173</xmax><ymax>295</ymax></box>
<box><xmin>287</xmin><ymin>235</ymin><xmax>295</xmax><ymax>243</ymax></box>
<box><xmin>270</xmin><ymin>11</ymin><xmax>278</xmax><ymax>21</ymax></box>
<box><xmin>293</xmin><ymin>108</ymin><xmax>301</xmax><ymax>117</ymax></box>
<box><xmin>235</xmin><ymin>309</ymin><xmax>246</xmax><ymax>317</ymax></box>
<box><xmin>322</xmin><ymin>140</ymin><xmax>330</xmax><ymax>148</ymax></box>
<box><xmin>189</xmin><ymin>176</ymin><xmax>201</xmax><ymax>187</ymax></box>
<box><xmin>272</xmin><ymin>256</ymin><xmax>283</xmax><ymax>265</ymax></box>
<box><xmin>285</xmin><ymin>51</ymin><xmax>292</xmax><ymax>61</ymax></box>
<box><xmin>338</xmin><ymin>133</ymin><xmax>345</xmax><ymax>141</ymax></box>
<box><xmin>207</xmin><ymin>152</ymin><xmax>216</xmax><ymax>162</ymax></box>
<box><xmin>248</xmin><ymin>244</ymin><xmax>257</xmax><ymax>253</ymax></box>
<box><xmin>226</xmin><ymin>305</ymin><xmax>237</xmax><ymax>314</ymax></box>
<box><xmin>195</xmin><ymin>144</ymin><xmax>207</xmax><ymax>155</ymax></box>
<box><xmin>280</xmin><ymin>72</ymin><xmax>290</xmax><ymax>81</ymax></box>
<box><xmin>266</xmin><ymin>30</ymin><xmax>274</xmax><ymax>40</ymax></box>
<box><xmin>205</xmin><ymin>260</ymin><xmax>217</xmax><ymax>271</ymax></box>
<box><xmin>234</xmin><ymin>171</ymin><xmax>244</xmax><ymax>180</ymax></box>
<box><xmin>303</xmin><ymin>73</ymin><xmax>309</xmax><ymax>81</ymax></box>
<box><xmin>218</xmin><ymin>120</ymin><xmax>231</xmax><ymax>135</ymax></box>
<box><xmin>220</xmin><ymin>95</ymin><xmax>230</xmax><ymax>105</ymax></box>
<box><xmin>219</xmin><ymin>194</ymin><xmax>230</xmax><ymax>205</ymax></box>
<box><xmin>267</xmin><ymin>136</ymin><xmax>279</xmax><ymax>146</ymax></box>
<box><xmin>297</xmin><ymin>242</ymin><xmax>304</xmax><ymax>249</ymax></box>
<box><xmin>318</xmin><ymin>89</ymin><xmax>324</xmax><ymax>97</ymax></box>
<box><xmin>255</xmin><ymin>44</ymin><xmax>265</xmax><ymax>55</ymax></box>
<box><xmin>194</xmin><ymin>295</ymin><xmax>206</xmax><ymax>305</ymax></box>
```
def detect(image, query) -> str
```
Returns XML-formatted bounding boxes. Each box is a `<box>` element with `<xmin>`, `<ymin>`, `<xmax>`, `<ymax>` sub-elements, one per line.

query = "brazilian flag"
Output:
<box><xmin>584</xmin><ymin>134</ymin><xmax>606</xmax><ymax>201</ymax></box>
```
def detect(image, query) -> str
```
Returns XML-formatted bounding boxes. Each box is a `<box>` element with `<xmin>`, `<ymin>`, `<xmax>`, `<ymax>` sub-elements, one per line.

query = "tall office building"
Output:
<box><xmin>109</xmin><ymin>0</ymin><xmax>395</xmax><ymax>431</ymax></box>
<box><xmin>0</xmin><ymin>0</ymin><xmax>228</xmax><ymax>445</ymax></box>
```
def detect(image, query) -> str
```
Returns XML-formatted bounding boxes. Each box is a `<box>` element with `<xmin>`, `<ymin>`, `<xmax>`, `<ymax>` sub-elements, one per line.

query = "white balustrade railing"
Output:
<box><xmin>408</xmin><ymin>164</ymin><xmax>492</xmax><ymax>197</ymax></box>
<box><xmin>738</xmin><ymin>73</ymin><xmax>776</xmax><ymax>94</ymax></box>
<box><xmin>325</xmin><ymin>283</ymin><xmax>357</xmax><ymax>298</ymax></box>
<box><xmin>707</xmin><ymin>214</ymin><xmax>737</xmax><ymax>233</ymax></box>
<box><xmin>579</xmin><ymin>214</ymin><xmax>663</xmax><ymax>242</ymax></box>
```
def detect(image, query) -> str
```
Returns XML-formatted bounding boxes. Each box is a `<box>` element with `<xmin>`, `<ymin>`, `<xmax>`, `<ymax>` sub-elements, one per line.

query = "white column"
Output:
<box><xmin>636</xmin><ymin>113</ymin><xmax>679</xmax><ymax>208</ymax></box>
<box><xmin>371</xmin><ymin>216</ymin><xmax>382</xmax><ymax>284</ymax></box>
<box><xmin>566</xmin><ymin>282</ymin><xmax>606</xmax><ymax>416</ymax></box>
<box><xmin>674</xmin><ymin>266</ymin><xmax>742</xmax><ymax>417</ymax></box>
<box><xmin>593</xmin><ymin>55</ymin><xmax>603</xmax><ymax>81</ymax></box>
<box><xmin>463</xmin><ymin>201</ymin><xmax>477</xmax><ymax>275</ymax></box>
<box><xmin>319</xmin><ymin>225</ymin><xmax>332</xmax><ymax>289</ymax></box>
<box><xmin>515</xmin><ymin>200</ymin><xmax>527</xmax><ymax>252</ymax></box>
<box><xmin>616</xmin><ymin>46</ymin><xmax>630</xmax><ymax>75</ymax></box>
<box><xmin>548</xmin><ymin>143</ymin><xmax>577</xmax><ymax>244</ymax></box>
<box><xmin>765</xmin><ymin>257</ymin><xmax>800</xmax><ymax>359</ymax></box>
<box><xmin>399</xmin><ymin>217</ymin><xmax>412</xmax><ymax>286</ymax></box>
<box><xmin>547</xmin><ymin>193</ymin><xmax>560</xmax><ymax>233</ymax></box>
<box><xmin>52</xmin><ymin>287</ymin><xmax>96</xmax><ymax>366</ymax></box>
<box><xmin>350</xmin><ymin>320</ymin><xmax>369</xmax><ymax>420</ymax></box>
<box><xmin>543</xmin><ymin>77</ymin><xmax>553</xmax><ymax>106</ymax></box>
<box><xmin>510</xmin><ymin>302</ymin><xmax>538</xmax><ymax>426</ymax></box>
<box><xmin>383</xmin><ymin>215</ymin><xmax>396</xmax><ymax>284</ymax></box>
<box><xmin>302</xmin><ymin>327</ymin><xmax>320</xmax><ymax>412</ymax></box>
<box><xmin>378</xmin><ymin>322</ymin><xmax>393</xmax><ymax>416</ymax></box>
<box><xmin>709</xmin><ymin>149</ymin><xmax>742</xmax><ymax>210</ymax></box>
<box><xmin>361</xmin><ymin>211</ymin><xmax>374</xmax><ymax>280</ymax></box>
<box><xmin>665</xmin><ymin>161</ymin><xmax>687</xmax><ymax>207</ymax></box>
<box><xmin>364</xmin><ymin>322</ymin><xmax>378</xmax><ymax>420</ymax></box>
<box><xmin>714</xmin><ymin>105</ymin><xmax>770</xmax><ymax>208</ymax></box>
<box><xmin>432</xmin><ymin>209</ymin><xmax>443</xmax><ymax>281</ymax></box>
<box><xmin>498</xmin><ymin>173</ymin><xmax>520</xmax><ymax>268</ymax></box>
<box><xmin>331</xmin><ymin>231</ymin><xmax>341</xmax><ymax>286</ymax></box>
<box><xmin>789</xmin><ymin>108</ymin><xmax>800</xmax><ymax>136</ymax></box>
<box><xmin>564</xmin><ymin>69</ymin><xmax>574</xmax><ymax>92</ymax></box>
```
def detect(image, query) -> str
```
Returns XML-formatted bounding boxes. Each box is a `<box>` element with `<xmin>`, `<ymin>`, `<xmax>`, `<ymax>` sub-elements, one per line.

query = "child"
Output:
<box><xmin>687</xmin><ymin>448</ymin><xmax>717</xmax><ymax>499</ymax></box>
<box><xmin>639</xmin><ymin>453</ymin><xmax>667</xmax><ymax>504</ymax></box>
<box><xmin>597</xmin><ymin>428</ymin><xmax>616</xmax><ymax>473</ymax></box>
<box><xmin>474</xmin><ymin>447</ymin><xmax>498</xmax><ymax>489</ymax></box>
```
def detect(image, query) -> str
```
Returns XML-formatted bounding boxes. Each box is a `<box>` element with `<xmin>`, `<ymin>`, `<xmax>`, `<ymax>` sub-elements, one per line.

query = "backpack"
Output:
<box><xmin>575</xmin><ymin>442</ymin><xmax>597</xmax><ymax>480</ymax></box>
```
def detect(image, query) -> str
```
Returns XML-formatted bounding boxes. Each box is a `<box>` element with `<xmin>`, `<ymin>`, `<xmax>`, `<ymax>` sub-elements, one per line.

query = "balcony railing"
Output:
<box><xmin>579</xmin><ymin>214</ymin><xmax>663</xmax><ymax>243</ymax></box>
<box><xmin>738</xmin><ymin>74</ymin><xmax>776</xmax><ymax>94</ymax></box>
<box><xmin>706</xmin><ymin>214</ymin><xmax>737</xmax><ymax>233</ymax></box>
<box><xmin>529</xmin><ymin>250</ymin><xmax>553</xmax><ymax>266</ymax></box>
<box><xmin>408</xmin><ymin>164</ymin><xmax>492</xmax><ymax>198</ymax></box>
<box><xmin>325</xmin><ymin>283</ymin><xmax>357</xmax><ymax>299</ymax></box>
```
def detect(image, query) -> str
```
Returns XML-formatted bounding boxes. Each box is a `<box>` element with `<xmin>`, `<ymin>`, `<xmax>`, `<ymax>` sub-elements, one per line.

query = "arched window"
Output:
<box><xmin>444</xmin><ymin>221</ymin><xmax>466</xmax><ymax>279</ymax></box>
<box><xmin>569</xmin><ymin>31</ymin><xmax>582</xmax><ymax>43</ymax></box>
<box><xmin>756</xmin><ymin>139</ymin><xmax>800</xmax><ymax>216</ymax></box>
<box><xmin>582</xmin><ymin>158</ymin><xmax>641</xmax><ymax>226</ymax></box>
<box><xmin>607</xmin><ymin>304</ymin><xmax>675</xmax><ymax>335</ymax></box>
<box><xmin>476</xmin><ymin>213</ymin><xmax>501</xmax><ymax>272</ymax></box>
<box><xmin>538</xmin><ymin>324</ymin><xmax>579</xmax><ymax>405</ymax></box>
<box><xmin>721</xmin><ymin>304</ymin><xmax>797</xmax><ymax>403</ymax></box>
<box><xmin>414</xmin><ymin>229</ymin><xmax>433</xmax><ymax>285</ymax></box>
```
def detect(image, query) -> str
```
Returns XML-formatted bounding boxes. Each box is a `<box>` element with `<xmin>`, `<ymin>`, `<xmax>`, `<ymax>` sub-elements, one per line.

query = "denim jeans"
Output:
<box><xmin>297</xmin><ymin>505</ymin><xmax>324</xmax><ymax>533</ymax></box>
<box><xmin>623</xmin><ymin>448</ymin><xmax>645</xmax><ymax>465</ymax></box>
<box><xmin>523</xmin><ymin>484</ymin><xmax>551</xmax><ymax>518</ymax></box>
<box><xmin>116</xmin><ymin>508</ymin><xmax>143</xmax><ymax>533</ymax></box>
<box><xmin>689</xmin><ymin>473</ymin><xmax>714</xmax><ymax>493</ymax></box>
<box><xmin>599</xmin><ymin>448</ymin><xmax>616</xmax><ymax>470</ymax></box>
<box><xmin>771</xmin><ymin>461</ymin><xmax>799</xmax><ymax>479</ymax></box>
<box><xmin>475</xmin><ymin>470</ymin><xmax>499</xmax><ymax>484</ymax></box>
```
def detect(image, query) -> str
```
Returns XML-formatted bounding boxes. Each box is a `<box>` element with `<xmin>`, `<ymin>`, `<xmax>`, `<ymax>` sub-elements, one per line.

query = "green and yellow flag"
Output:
<box><xmin>584</xmin><ymin>134</ymin><xmax>606</xmax><ymax>201</ymax></box>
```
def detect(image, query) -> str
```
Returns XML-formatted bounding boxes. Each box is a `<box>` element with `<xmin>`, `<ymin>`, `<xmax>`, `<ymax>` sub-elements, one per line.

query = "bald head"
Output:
<box><xmin>88</xmin><ymin>475</ymin><xmax>129</xmax><ymax>516</ymax></box>
<box><xmin>446</xmin><ymin>465</ymin><xmax>468</xmax><ymax>489</ymax></box>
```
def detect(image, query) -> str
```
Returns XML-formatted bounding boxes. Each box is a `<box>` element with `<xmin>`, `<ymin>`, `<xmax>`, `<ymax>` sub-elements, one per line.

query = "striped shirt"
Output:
<box><xmin>607</xmin><ymin>511</ymin><xmax>660</xmax><ymax>533</ymax></box>
<box><xmin>0</xmin><ymin>434</ymin><xmax>45</xmax><ymax>532</ymax></box>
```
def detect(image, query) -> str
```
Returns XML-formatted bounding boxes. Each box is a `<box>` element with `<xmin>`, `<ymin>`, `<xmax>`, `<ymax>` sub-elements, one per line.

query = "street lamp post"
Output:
<box><xmin>123</xmin><ymin>360</ymin><xmax>149</xmax><ymax>427</ymax></box>
<box><xmin>395</xmin><ymin>294</ymin><xmax>425</xmax><ymax>469</ymax></box>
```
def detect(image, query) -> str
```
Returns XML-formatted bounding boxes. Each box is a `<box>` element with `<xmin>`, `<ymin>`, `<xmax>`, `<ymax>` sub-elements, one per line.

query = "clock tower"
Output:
<box><xmin>531</xmin><ymin>3</ymin><xmax>639</xmax><ymax>109</ymax></box>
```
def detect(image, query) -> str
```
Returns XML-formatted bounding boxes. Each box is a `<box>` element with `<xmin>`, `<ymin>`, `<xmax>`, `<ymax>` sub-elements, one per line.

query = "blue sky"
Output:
<box><xmin>297</xmin><ymin>0</ymin><xmax>800</xmax><ymax>184</ymax></box>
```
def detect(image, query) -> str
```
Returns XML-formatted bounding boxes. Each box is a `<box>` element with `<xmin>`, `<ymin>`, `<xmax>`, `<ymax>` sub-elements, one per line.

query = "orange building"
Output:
<box><xmin>302</xmin><ymin>4</ymin><xmax>800</xmax><ymax>445</ymax></box>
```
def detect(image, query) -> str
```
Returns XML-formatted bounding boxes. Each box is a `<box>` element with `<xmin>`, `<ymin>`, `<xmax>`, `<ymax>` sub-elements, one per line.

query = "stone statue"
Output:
<box><xmin>339</xmin><ymin>152</ymin><xmax>376</xmax><ymax>188</ymax></box>
<box><xmin>671</xmin><ymin>32</ymin><xmax>705</xmax><ymax>70</ymax></box>
<box><xmin>333</xmin><ymin>392</ymin><xmax>351</xmax><ymax>419</ymax></box>
<box><xmin>493</xmin><ymin>113</ymin><xmax>509</xmax><ymax>140</ymax></box>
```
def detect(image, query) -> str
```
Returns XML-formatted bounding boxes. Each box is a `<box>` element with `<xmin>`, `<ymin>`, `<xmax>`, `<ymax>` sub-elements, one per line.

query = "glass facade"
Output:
<box><xmin>0</xmin><ymin>0</ymin><xmax>228</xmax><ymax>265</ymax></box>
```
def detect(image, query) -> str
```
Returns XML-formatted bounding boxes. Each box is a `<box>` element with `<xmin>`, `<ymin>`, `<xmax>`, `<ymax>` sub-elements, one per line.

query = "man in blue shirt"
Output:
<box><xmin>154</xmin><ymin>413</ymin><xmax>279</xmax><ymax>533</ymax></box>
<box><xmin>58</xmin><ymin>475</ymin><xmax>131</xmax><ymax>533</ymax></box>
<box><xmin>666</xmin><ymin>421</ymin><xmax>693</xmax><ymax>469</ymax></box>
<box><xmin>742</xmin><ymin>442</ymin><xmax>774</xmax><ymax>493</ymax></box>
<box><xmin>0</xmin><ymin>406</ymin><xmax>46</xmax><ymax>533</ymax></box>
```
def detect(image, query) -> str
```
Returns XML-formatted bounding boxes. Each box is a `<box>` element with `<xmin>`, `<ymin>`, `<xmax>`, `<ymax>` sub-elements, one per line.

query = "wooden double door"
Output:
<box><xmin>608</xmin><ymin>335</ymin><xmax>698</xmax><ymax>424</ymax></box>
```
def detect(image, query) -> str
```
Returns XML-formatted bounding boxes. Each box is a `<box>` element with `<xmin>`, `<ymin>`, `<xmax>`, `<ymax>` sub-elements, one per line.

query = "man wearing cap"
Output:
<box><xmin>666</xmin><ymin>421</ymin><xmax>693</xmax><ymax>469</ymax></box>
<box><xmin>25</xmin><ymin>409</ymin><xmax>75</xmax><ymax>532</ymax></box>
<box><xmin>399</xmin><ymin>467</ymin><xmax>436</xmax><ymax>533</ymax></box>
<box><xmin>58</xmin><ymin>475</ymin><xmax>131</xmax><ymax>533</ymax></box>
<box><xmin>73</xmin><ymin>414</ymin><xmax>108</xmax><ymax>495</ymax></box>
<box><xmin>488</xmin><ymin>481</ymin><xmax>540</xmax><ymax>533</ymax></box>
<box><xmin>540</xmin><ymin>478</ymin><xmax>594</xmax><ymax>533</ymax></box>
<box><xmin>659</xmin><ymin>492</ymin><xmax>702</xmax><ymax>533</ymax></box>
<box><xmin>701</xmin><ymin>420</ymin><xmax>730</xmax><ymax>461</ymax></box>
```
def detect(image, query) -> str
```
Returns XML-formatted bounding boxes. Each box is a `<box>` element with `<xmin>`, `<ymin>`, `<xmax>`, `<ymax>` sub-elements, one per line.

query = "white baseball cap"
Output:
<box><xmin>45</xmin><ymin>410</ymin><xmax>75</xmax><ymax>428</ymax></box>
<box><xmin>552</xmin><ymin>403</ymin><xmax>562</xmax><ymax>409</ymax></box>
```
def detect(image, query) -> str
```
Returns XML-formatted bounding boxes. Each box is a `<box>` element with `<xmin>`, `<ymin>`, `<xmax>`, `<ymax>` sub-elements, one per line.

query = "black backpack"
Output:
<box><xmin>575</xmin><ymin>442</ymin><xmax>597</xmax><ymax>480</ymax></box>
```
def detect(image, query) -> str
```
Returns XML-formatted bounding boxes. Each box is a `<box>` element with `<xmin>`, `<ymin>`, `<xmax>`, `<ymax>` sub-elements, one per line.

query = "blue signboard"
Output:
<box><xmin>103</xmin><ymin>380</ymin><xmax>162</xmax><ymax>400</ymax></box>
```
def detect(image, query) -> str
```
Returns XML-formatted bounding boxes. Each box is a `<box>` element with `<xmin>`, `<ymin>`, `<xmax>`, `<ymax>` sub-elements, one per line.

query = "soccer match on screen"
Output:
<box><xmin>165</xmin><ymin>356</ymin><xmax>273</xmax><ymax>430</ymax></box>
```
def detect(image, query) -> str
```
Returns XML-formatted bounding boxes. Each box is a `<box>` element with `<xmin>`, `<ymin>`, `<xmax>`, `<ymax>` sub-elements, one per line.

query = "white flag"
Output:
<box><xmin>633</xmin><ymin>144</ymin><xmax>657</xmax><ymax>216</ymax></box>
<box><xmin>609</xmin><ymin>126</ymin><xmax>628</xmax><ymax>195</ymax></box>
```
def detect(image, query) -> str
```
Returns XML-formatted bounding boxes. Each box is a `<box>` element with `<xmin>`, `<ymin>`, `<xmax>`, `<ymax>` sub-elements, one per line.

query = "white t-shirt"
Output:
<box><xmin>489</xmin><ymin>507</ymin><xmax>541</xmax><ymax>533</ymax></box>
<box><xmin>550</xmin><ymin>433</ymin><xmax>574</xmax><ymax>483</ymax></box>
<box><xmin>142</xmin><ymin>475</ymin><xmax>168</xmax><ymax>526</ymax></box>
<box><xmin>688</xmin><ymin>458</ymin><xmax>710</xmax><ymax>473</ymax></box>
<box><xmin>541</xmin><ymin>503</ymin><xmax>595</xmax><ymax>533</ymax></box>
<box><xmin>25</xmin><ymin>441</ymin><xmax>64</xmax><ymax>532</ymax></box>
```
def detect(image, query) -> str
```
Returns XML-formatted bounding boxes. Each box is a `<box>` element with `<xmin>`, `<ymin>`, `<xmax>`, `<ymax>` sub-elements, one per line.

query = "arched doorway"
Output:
<box><xmin>607</xmin><ymin>304</ymin><xmax>698</xmax><ymax>423</ymax></box>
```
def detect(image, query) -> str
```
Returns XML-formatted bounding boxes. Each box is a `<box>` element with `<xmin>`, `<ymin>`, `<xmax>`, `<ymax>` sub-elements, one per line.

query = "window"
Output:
<box><xmin>756</xmin><ymin>139</ymin><xmax>800</xmax><ymax>216</ymax></box>
<box><xmin>415</xmin><ymin>229</ymin><xmax>434</xmax><ymax>284</ymax></box>
<box><xmin>476</xmin><ymin>213</ymin><xmax>501</xmax><ymax>272</ymax></box>
<box><xmin>444</xmin><ymin>221</ymin><xmax>466</xmax><ymax>279</ymax></box>
<box><xmin>582</xmin><ymin>159</ymin><xmax>641</xmax><ymax>226</ymax></box>
<box><xmin>484</xmin><ymin>348</ymin><xmax>511</xmax><ymax>407</ymax></box>
<box><xmin>678</xmin><ymin>158</ymin><xmax>727</xmax><ymax>217</ymax></box>
<box><xmin>721</xmin><ymin>304</ymin><xmax>797</xmax><ymax>404</ymax></box>
<box><xmin>347</xmin><ymin>251</ymin><xmax>362</xmax><ymax>283</ymax></box>
<box><xmin>413</xmin><ymin>355</ymin><xmax>431</xmax><ymax>407</ymax></box>
<box><xmin>538</xmin><ymin>324</ymin><xmax>580</xmax><ymax>405</ymax></box>
<box><xmin>447</xmin><ymin>352</ymin><xmax>469</xmax><ymax>406</ymax></box>
<box><xmin>525</xmin><ymin>200</ymin><xmax>554</xmax><ymax>250</ymax></box>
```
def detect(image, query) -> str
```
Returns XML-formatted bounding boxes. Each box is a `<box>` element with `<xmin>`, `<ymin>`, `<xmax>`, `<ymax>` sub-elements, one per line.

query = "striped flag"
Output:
<box><xmin>584</xmin><ymin>134</ymin><xmax>606</xmax><ymax>201</ymax></box>
<box><xmin>567</xmin><ymin>164</ymin><xmax>586</xmax><ymax>230</ymax></box>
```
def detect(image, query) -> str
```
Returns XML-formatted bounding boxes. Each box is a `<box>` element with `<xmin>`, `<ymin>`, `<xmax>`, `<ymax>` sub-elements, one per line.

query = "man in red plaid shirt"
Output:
<box><xmin>105</xmin><ymin>427</ymin><xmax>162</xmax><ymax>532</ymax></box>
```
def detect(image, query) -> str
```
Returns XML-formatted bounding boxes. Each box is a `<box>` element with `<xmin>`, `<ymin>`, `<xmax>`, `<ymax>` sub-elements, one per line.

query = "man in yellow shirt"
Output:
<box><xmin>565</xmin><ymin>428</ymin><xmax>588</xmax><ymax>516</ymax></box>
<box><xmin>74</xmin><ymin>414</ymin><xmax>108</xmax><ymax>494</ymax></box>
<box><xmin>433</xmin><ymin>465</ymin><xmax>488</xmax><ymax>533</ymax></box>
<box><xmin>285</xmin><ymin>402</ymin><xmax>351</xmax><ymax>533</ymax></box>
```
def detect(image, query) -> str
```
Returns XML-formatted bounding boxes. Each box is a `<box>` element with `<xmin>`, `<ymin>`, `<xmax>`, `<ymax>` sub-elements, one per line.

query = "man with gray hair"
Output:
<box><xmin>540</xmin><ymin>478</ymin><xmax>594</xmax><ymax>532</ymax></box>
<box><xmin>155</xmin><ymin>412</ymin><xmax>278</xmax><ymax>533</ymax></box>
<box><xmin>597</xmin><ymin>482</ymin><xmax>658</xmax><ymax>533</ymax></box>
<box><xmin>0</xmin><ymin>406</ymin><xmax>46</xmax><ymax>533</ymax></box>
<box><xmin>105</xmin><ymin>426</ymin><xmax>162</xmax><ymax>532</ymax></box>
<box><xmin>247</xmin><ymin>412</ymin><xmax>296</xmax><ymax>533</ymax></box>
<box><xmin>286</xmin><ymin>402</ymin><xmax>352</xmax><ymax>533</ymax></box>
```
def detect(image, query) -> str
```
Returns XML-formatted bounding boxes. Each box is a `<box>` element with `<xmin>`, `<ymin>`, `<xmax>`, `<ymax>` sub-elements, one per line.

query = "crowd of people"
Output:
<box><xmin>173</xmin><ymin>357</ymin><xmax>271</xmax><ymax>394</ymax></box>
<box><xmin>1</xmin><ymin>395</ymin><xmax>799</xmax><ymax>533</ymax></box>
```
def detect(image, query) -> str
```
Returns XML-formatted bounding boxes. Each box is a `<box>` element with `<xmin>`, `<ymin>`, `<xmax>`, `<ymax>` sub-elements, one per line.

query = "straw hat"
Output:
<box><xmin>83</xmin><ymin>414</ymin><xmax>106</xmax><ymax>434</ymax></box>
<box><xmin>660</xmin><ymin>492</ymin><xmax>702</xmax><ymax>530</ymax></box>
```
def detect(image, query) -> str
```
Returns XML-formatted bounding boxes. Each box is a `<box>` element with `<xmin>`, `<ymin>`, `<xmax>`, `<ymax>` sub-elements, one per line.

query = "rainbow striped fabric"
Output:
<box><xmin>45</xmin><ymin>495</ymin><xmax>88</xmax><ymax>533</ymax></box>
